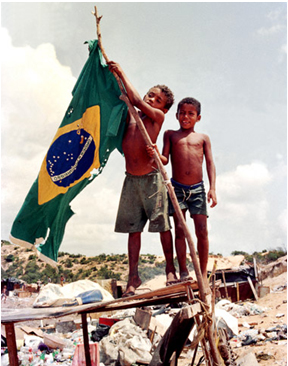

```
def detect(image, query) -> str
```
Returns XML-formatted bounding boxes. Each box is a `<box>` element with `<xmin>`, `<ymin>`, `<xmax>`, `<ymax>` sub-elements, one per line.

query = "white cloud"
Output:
<box><xmin>267</xmin><ymin>9</ymin><xmax>282</xmax><ymax>21</ymax></box>
<box><xmin>208</xmin><ymin>162</ymin><xmax>276</xmax><ymax>255</ymax></box>
<box><xmin>1</xmin><ymin>27</ymin><xmax>76</xmax><ymax>159</ymax></box>
<box><xmin>257</xmin><ymin>24</ymin><xmax>286</xmax><ymax>36</ymax></box>
<box><xmin>1</xmin><ymin>27</ymin><xmax>76</xmax><ymax>240</ymax></box>
<box><xmin>217</xmin><ymin>161</ymin><xmax>271</xmax><ymax>202</ymax></box>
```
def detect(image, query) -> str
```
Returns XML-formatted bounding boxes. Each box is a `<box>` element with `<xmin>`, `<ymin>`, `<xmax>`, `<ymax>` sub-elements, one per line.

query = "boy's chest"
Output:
<box><xmin>171</xmin><ymin>133</ymin><xmax>204</xmax><ymax>151</ymax></box>
<box><xmin>125</xmin><ymin>117</ymin><xmax>160</xmax><ymax>142</ymax></box>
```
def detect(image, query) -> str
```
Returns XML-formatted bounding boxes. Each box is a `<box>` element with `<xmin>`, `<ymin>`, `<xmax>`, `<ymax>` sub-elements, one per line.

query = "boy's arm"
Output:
<box><xmin>160</xmin><ymin>130</ymin><xmax>172</xmax><ymax>165</ymax></box>
<box><xmin>108</xmin><ymin>61</ymin><xmax>165</xmax><ymax>125</ymax></box>
<box><xmin>146</xmin><ymin>130</ymin><xmax>171</xmax><ymax>165</ymax></box>
<box><xmin>203</xmin><ymin>135</ymin><xmax>217</xmax><ymax>208</ymax></box>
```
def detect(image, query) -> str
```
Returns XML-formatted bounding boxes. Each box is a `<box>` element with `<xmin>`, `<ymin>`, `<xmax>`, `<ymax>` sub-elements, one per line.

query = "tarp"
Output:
<box><xmin>33</xmin><ymin>280</ymin><xmax>114</xmax><ymax>308</ymax></box>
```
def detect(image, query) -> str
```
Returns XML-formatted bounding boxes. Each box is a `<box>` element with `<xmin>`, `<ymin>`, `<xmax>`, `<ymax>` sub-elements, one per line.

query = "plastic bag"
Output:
<box><xmin>91</xmin><ymin>324</ymin><xmax>110</xmax><ymax>342</ymax></box>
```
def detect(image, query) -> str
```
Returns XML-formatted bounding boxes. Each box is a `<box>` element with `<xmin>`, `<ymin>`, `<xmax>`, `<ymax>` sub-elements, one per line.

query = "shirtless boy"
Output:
<box><xmin>149</xmin><ymin>97</ymin><xmax>217</xmax><ymax>288</ymax></box>
<box><xmin>108</xmin><ymin>61</ymin><xmax>177</xmax><ymax>297</ymax></box>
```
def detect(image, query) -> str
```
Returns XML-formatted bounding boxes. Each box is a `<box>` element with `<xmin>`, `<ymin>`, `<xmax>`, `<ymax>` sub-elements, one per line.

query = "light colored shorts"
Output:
<box><xmin>169</xmin><ymin>179</ymin><xmax>208</xmax><ymax>217</ymax></box>
<box><xmin>115</xmin><ymin>171</ymin><xmax>171</xmax><ymax>233</ymax></box>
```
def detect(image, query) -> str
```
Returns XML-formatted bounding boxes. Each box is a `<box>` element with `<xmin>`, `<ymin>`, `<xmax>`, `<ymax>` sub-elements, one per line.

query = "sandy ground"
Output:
<box><xmin>230</xmin><ymin>272</ymin><xmax>287</xmax><ymax>366</ymax></box>
<box><xmin>1</xmin><ymin>269</ymin><xmax>287</xmax><ymax>365</ymax></box>
<box><xmin>142</xmin><ymin>268</ymin><xmax>287</xmax><ymax>365</ymax></box>
<box><xmin>144</xmin><ymin>255</ymin><xmax>246</xmax><ymax>291</ymax></box>
<box><xmin>177</xmin><ymin>272</ymin><xmax>287</xmax><ymax>366</ymax></box>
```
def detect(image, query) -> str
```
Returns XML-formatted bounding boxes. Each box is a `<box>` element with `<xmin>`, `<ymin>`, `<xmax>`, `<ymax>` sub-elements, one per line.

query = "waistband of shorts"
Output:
<box><xmin>125</xmin><ymin>170</ymin><xmax>159</xmax><ymax>178</ymax></box>
<box><xmin>171</xmin><ymin>178</ymin><xmax>204</xmax><ymax>190</ymax></box>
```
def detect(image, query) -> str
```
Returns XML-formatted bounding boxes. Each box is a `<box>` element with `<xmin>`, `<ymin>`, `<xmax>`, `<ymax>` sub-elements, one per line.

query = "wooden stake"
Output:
<box><xmin>236</xmin><ymin>282</ymin><xmax>240</xmax><ymax>302</ymax></box>
<box><xmin>4</xmin><ymin>323</ymin><xmax>18</xmax><ymax>366</ymax></box>
<box><xmin>221</xmin><ymin>271</ymin><xmax>229</xmax><ymax>299</ymax></box>
<box><xmin>81</xmin><ymin>313</ymin><xmax>91</xmax><ymax>366</ymax></box>
<box><xmin>92</xmin><ymin>7</ymin><xmax>222</xmax><ymax>365</ymax></box>
<box><xmin>248</xmin><ymin>276</ymin><xmax>259</xmax><ymax>301</ymax></box>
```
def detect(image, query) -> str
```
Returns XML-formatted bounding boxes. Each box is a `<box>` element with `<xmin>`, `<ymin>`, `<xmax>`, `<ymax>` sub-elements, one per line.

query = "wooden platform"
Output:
<box><xmin>1</xmin><ymin>280</ymin><xmax>199</xmax><ymax>323</ymax></box>
<box><xmin>1</xmin><ymin>280</ymin><xmax>200</xmax><ymax>366</ymax></box>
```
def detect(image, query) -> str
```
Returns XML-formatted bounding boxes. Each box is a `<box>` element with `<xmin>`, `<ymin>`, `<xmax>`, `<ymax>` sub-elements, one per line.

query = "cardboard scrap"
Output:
<box><xmin>19</xmin><ymin>325</ymin><xmax>43</xmax><ymax>337</ymax></box>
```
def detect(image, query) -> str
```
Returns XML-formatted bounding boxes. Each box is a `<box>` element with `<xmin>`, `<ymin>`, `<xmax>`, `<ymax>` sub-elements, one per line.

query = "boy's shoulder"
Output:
<box><xmin>164</xmin><ymin>128</ymin><xmax>181</xmax><ymax>136</ymax></box>
<box><xmin>165</xmin><ymin>129</ymin><xmax>208</xmax><ymax>137</ymax></box>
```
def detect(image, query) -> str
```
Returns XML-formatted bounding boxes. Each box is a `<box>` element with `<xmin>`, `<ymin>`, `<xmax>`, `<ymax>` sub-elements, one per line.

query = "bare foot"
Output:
<box><xmin>166</xmin><ymin>272</ymin><xmax>179</xmax><ymax>286</ymax></box>
<box><xmin>180</xmin><ymin>271</ymin><xmax>193</xmax><ymax>281</ymax></box>
<box><xmin>203</xmin><ymin>276</ymin><xmax>212</xmax><ymax>296</ymax></box>
<box><xmin>122</xmin><ymin>276</ymin><xmax>141</xmax><ymax>297</ymax></box>
<box><xmin>167</xmin><ymin>272</ymin><xmax>178</xmax><ymax>282</ymax></box>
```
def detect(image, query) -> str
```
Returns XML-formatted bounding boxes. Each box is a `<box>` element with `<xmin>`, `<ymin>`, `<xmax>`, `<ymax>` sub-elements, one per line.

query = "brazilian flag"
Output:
<box><xmin>10</xmin><ymin>40</ymin><xmax>128</xmax><ymax>266</ymax></box>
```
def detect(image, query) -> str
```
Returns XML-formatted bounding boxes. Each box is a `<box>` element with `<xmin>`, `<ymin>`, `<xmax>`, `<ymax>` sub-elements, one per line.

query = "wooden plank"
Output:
<box><xmin>19</xmin><ymin>325</ymin><xmax>44</xmax><ymax>337</ymax></box>
<box><xmin>222</xmin><ymin>270</ymin><xmax>229</xmax><ymax>299</ymax></box>
<box><xmin>1</xmin><ymin>281</ymin><xmax>197</xmax><ymax>324</ymax></box>
<box><xmin>236</xmin><ymin>282</ymin><xmax>240</xmax><ymax>302</ymax></box>
<box><xmin>121</xmin><ymin>280</ymin><xmax>199</xmax><ymax>301</ymax></box>
<box><xmin>149</xmin><ymin>305</ymin><xmax>197</xmax><ymax>366</ymax></box>
<box><xmin>248</xmin><ymin>276</ymin><xmax>259</xmax><ymax>301</ymax></box>
<box><xmin>134</xmin><ymin>308</ymin><xmax>152</xmax><ymax>330</ymax></box>
<box><xmin>253</xmin><ymin>257</ymin><xmax>258</xmax><ymax>282</ymax></box>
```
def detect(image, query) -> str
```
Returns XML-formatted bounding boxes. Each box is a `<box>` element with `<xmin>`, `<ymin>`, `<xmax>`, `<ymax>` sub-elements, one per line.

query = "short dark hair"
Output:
<box><xmin>151</xmin><ymin>84</ymin><xmax>175</xmax><ymax>110</ymax></box>
<box><xmin>177</xmin><ymin>97</ymin><xmax>201</xmax><ymax>115</ymax></box>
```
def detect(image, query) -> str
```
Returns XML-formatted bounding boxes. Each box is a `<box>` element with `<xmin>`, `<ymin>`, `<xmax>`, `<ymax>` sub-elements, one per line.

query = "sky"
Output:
<box><xmin>1</xmin><ymin>2</ymin><xmax>287</xmax><ymax>259</ymax></box>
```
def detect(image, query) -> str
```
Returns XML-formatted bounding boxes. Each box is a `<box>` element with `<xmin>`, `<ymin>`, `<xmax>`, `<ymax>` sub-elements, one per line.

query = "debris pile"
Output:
<box><xmin>1</xmin><ymin>306</ymin><xmax>174</xmax><ymax>366</ymax></box>
<box><xmin>1</xmin><ymin>262</ymin><xmax>287</xmax><ymax>366</ymax></box>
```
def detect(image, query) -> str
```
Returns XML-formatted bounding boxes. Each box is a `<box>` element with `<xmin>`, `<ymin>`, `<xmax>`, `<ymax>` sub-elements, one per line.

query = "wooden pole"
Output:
<box><xmin>5</xmin><ymin>323</ymin><xmax>18</xmax><ymax>366</ymax></box>
<box><xmin>81</xmin><ymin>313</ymin><xmax>91</xmax><ymax>366</ymax></box>
<box><xmin>221</xmin><ymin>270</ymin><xmax>229</xmax><ymax>299</ymax></box>
<box><xmin>92</xmin><ymin>7</ymin><xmax>222</xmax><ymax>365</ymax></box>
<box><xmin>236</xmin><ymin>282</ymin><xmax>240</xmax><ymax>302</ymax></box>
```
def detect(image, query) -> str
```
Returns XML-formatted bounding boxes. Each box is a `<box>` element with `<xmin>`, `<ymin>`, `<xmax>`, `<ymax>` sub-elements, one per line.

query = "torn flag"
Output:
<box><xmin>10</xmin><ymin>40</ymin><xmax>127</xmax><ymax>266</ymax></box>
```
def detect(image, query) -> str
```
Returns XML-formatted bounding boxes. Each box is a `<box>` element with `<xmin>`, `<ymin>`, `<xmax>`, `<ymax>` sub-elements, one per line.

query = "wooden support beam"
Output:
<box><xmin>221</xmin><ymin>270</ymin><xmax>229</xmax><ymax>299</ymax></box>
<box><xmin>4</xmin><ymin>323</ymin><xmax>18</xmax><ymax>366</ymax></box>
<box><xmin>236</xmin><ymin>282</ymin><xmax>240</xmax><ymax>302</ymax></box>
<box><xmin>248</xmin><ymin>276</ymin><xmax>259</xmax><ymax>301</ymax></box>
<box><xmin>81</xmin><ymin>313</ymin><xmax>91</xmax><ymax>366</ymax></box>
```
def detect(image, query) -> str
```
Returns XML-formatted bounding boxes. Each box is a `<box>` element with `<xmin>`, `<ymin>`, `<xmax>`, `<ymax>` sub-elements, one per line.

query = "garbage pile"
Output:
<box><xmin>1</xmin><ymin>276</ymin><xmax>287</xmax><ymax>365</ymax></box>
<box><xmin>2</xmin><ymin>330</ymin><xmax>82</xmax><ymax>366</ymax></box>
<box><xmin>215</xmin><ymin>299</ymin><xmax>269</xmax><ymax>318</ymax></box>
<box><xmin>1</xmin><ymin>306</ymin><xmax>173</xmax><ymax>366</ymax></box>
<box><xmin>214</xmin><ymin>298</ymin><xmax>287</xmax><ymax>352</ymax></box>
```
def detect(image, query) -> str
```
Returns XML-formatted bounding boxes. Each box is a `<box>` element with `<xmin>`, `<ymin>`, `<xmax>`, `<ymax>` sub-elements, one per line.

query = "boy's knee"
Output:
<box><xmin>175</xmin><ymin>226</ymin><xmax>185</xmax><ymax>239</ymax></box>
<box><xmin>196</xmin><ymin>223</ymin><xmax>208</xmax><ymax>240</ymax></box>
<box><xmin>129</xmin><ymin>232</ymin><xmax>141</xmax><ymax>239</ymax></box>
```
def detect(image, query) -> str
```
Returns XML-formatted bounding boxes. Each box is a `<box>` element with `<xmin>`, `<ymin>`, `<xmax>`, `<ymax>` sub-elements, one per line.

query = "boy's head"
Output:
<box><xmin>177</xmin><ymin>97</ymin><xmax>201</xmax><ymax>116</ymax></box>
<box><xmin>144</xmin><ymin>85</ymin><xmax>174</xmax><ymax>113</ymax></box>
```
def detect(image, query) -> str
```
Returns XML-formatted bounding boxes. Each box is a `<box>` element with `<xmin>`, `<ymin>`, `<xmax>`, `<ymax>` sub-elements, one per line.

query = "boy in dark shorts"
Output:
<box><xmin>108</xmin><ymin>61</ymin><xmax>177</xmax><ymax>297</ymax></box>
<box><xmin>148</xmin><ymin>97</ymin><xmax>217</xmax><ymax>289</ymax></box>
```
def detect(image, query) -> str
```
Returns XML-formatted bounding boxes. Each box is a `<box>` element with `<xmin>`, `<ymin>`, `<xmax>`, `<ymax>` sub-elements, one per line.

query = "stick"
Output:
<box><xmin>5</xmin><ymin>323</ymin><xmax>18</xmax><ymax>366</ymax></box>
<box><xmin>92</xmin><ymin>7</ymin><xmax>221</xmax><ymax>365</ymax></box>
<box><xmin>221</xmin><ymin>271</ymin><xmax>229</xmax><ymax>299</ymax></box>
<box><xmin>81</xmin><ymin>313</ymin><xmax>91</xmax><ymax>366</ymax></box>
<box><xmin>236</xmin><ymin>282</ymin><xmax>240</xmax><ymax>302</ymax></box>
<box><xmin>210</xmin><ymin>261</ymin><xmax>217</xmax><ymax>339</ymax></box>
<box><xmin>248</xmin><ymin>276</ymin><xmax>259</xmax><ymax>301</ymax></box>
